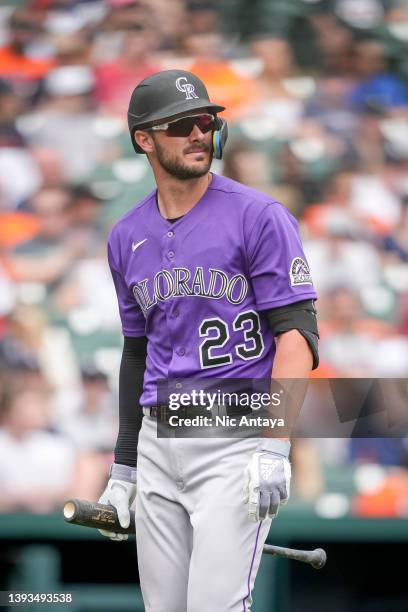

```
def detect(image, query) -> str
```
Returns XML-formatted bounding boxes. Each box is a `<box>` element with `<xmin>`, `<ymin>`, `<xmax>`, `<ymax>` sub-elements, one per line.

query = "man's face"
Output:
<box><xmin>31</xmin><ymin>188</ymin><xmax>72</xmax><ymax>239</ymax></box>
<box><xmin>140</xmin><ymin>112</ymin><xmax>214</xmax><ymax>180</ymax></box>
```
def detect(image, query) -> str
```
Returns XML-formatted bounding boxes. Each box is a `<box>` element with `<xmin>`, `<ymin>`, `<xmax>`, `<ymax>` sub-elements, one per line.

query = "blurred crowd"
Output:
<box><xmin>0</xmin><ymin>0</ymin><xmax>408</xmax><ymax>516</ymax></box>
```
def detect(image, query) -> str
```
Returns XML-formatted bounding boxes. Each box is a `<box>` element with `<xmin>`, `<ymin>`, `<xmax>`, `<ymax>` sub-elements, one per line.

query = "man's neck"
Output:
<box><xmin>156</xmin><ymin>173</ymin><xmax>212</xmax><ymax>220</ymax></box>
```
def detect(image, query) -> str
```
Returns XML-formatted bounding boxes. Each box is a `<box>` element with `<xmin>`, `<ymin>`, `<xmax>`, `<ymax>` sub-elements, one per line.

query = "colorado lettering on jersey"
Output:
<box><xmin>132</xmin><ymin>266</ymin><xmax>248</xmax><ymax>315</ymax></box>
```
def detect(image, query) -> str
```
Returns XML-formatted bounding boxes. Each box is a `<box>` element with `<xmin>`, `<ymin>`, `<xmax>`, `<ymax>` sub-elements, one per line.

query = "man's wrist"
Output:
<box><xmin>256</xmin><ymin>438</ymin><xmax>291</xmax><ymax>458</ymax></box>
<box><xmin>109</xmin><ymin>463</ymin><xmax>137</xmax><ymax>484</ymax></box>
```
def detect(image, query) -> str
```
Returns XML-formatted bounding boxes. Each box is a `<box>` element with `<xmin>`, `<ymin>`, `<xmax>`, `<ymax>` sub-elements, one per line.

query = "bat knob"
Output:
<box><xmin>311</xmin><ymin>548</ymin><xmax>327</xmax><ymax>569</ymax></box>
<box><xmin>63</xmin><ymin>500</ymin><xmax>78</xmax><ymax>522</ymax></box>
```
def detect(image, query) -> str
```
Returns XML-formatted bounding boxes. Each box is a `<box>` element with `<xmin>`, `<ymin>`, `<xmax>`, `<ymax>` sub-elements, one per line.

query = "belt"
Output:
<box><xmin>142</xmin><ymin>405</ymin><xmax>253</xmax><ymax>419</ymax></box>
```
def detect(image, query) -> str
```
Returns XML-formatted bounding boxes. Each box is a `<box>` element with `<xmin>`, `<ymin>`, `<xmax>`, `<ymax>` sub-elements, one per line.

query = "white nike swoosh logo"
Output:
<box><xmin>132</xmin><ymin>239</ymin><xmax>147</xmax><ymax>252</ymax></box>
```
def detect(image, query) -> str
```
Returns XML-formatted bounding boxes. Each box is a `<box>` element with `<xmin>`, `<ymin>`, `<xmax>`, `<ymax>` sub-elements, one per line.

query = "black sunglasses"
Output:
<box><xmin>150</xmin><ymin>114</ymin><xmax>215</xmax><ymax>137</ymax></box>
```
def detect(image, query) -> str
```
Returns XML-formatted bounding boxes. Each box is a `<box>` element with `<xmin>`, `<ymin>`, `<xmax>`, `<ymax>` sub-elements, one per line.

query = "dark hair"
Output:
<box><xmin>69</xmin><ymin>184</ymin><xmax>103</xmax><ymax>203</ymax></box>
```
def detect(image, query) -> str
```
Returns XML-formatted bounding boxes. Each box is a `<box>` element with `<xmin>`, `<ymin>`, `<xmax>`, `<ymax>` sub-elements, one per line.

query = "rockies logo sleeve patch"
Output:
<box><xmin>289</xmin><ymin>257</ymin><xmax>313</xmax><ymax>286</ymax></box>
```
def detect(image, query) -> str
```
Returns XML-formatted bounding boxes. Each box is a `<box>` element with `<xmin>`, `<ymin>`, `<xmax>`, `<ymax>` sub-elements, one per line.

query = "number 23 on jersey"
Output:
<box><xmin>198</xmin><ymin>309</ymin><xmax>264</xmax><ymax>369</ymax></box>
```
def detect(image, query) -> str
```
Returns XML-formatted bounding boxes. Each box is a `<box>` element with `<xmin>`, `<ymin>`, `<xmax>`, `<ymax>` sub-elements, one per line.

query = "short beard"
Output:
<box><xmin>153</xmin><ymin>136</ymin><xmax>213</xmax><ymax>180</ymax></box>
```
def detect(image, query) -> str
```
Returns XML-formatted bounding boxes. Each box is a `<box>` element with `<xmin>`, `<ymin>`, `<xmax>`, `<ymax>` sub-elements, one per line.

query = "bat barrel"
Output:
<box><xmin>263</xmin><ymin>544</ymin><xmax>327</xmax><ymax>569</ymax></box>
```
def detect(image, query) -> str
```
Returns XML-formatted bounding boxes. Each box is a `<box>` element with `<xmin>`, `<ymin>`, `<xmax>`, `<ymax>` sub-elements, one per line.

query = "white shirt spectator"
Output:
<box><xmin>305</xmin><ymin>237</ymin><xmax>381</xmax><ymax>292</ymax></box>
<box><xmin>0</xmin><ymin>429</ymin><xmax>76</xmax><ymax>497</ymax></box>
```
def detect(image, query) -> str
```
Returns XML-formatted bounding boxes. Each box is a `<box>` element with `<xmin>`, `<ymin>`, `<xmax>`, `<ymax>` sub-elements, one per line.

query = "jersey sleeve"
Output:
<box><xmin>247</xmin><ymin>202</ymin><xmax>317</xmax><ymax>310</ymax></box>
<box><xmin>108</xmin><ymin>238</ymin><xmax>146</xmax><ymax>337</ymax></box>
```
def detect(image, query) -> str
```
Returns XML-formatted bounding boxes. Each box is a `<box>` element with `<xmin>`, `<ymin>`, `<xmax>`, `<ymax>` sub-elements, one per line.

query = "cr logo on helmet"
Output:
<box><xmin>175</xmin><ymin>77</ymin><xmax>199</xmax><ymax>100</ymax></box>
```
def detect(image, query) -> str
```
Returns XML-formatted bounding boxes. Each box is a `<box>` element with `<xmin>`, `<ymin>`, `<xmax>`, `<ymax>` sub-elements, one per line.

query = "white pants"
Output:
<box><xmin>135</xmin><ymin>416</ymin><xmax>272</xmax><ymax>612</ymax></box>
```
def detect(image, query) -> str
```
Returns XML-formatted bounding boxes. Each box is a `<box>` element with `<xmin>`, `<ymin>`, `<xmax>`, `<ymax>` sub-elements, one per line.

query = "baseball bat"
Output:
<box><xmin>63</xmin><ymin>499</ymin><xmax>327</xmax><ymax>568</ymax></box>
<box><xmin>263</xmin><ymin>544</ymin><xmax>326</xmax><ymax>569</ymax></box>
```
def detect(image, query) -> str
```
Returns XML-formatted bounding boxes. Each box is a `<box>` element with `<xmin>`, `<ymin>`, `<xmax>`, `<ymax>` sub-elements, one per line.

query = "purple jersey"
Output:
<box><xmin>108</xmin><ymin>173</ymin><xmax>317</xmax><ymax>406</ymax></box>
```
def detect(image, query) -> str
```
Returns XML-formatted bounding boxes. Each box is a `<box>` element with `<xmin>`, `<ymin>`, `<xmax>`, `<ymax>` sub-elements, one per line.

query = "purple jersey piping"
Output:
<box><xmin>242</xmin><ymin>522</ymin><xmax>262</xmax><ymax>612</ymax></box>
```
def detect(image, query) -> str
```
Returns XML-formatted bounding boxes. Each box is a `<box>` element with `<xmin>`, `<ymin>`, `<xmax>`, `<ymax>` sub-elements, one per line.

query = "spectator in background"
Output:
<box><xmin>303</xmin><ymin>75</ymin><xmax>358</xmax><ymax>159</ymax></box>
<box><xmin>305</xmin><ymin>215</ymin><xmax>382</xmax><ymax>293</ymax></box>
<box><xmin>52</xmin><ymin>31</ymin><xmax>92</xmax><ymax>67</ymax></box>
<box><xmin>0</xmin><ymin>79</ymin><xmax>42</xmax><ymax>211</ymax></box>
<box><xmin>303</xmin><ymin>155</ymin><xmax>401</xmax><ymax>240</ymax></box>
<box><xmin>0</xmin><ymin>379</ymin><xmax>106</xmax><ymax>511</ymax></box>
<box><xmin>20</xmin><ymin>65</ymin><xmax>103</xmax><ymax>182</ymax></box>
<box><xmin>275</xmin><ymin>143</ymin><xmax>328</xmax><ymax>214</ymax></box>
<box><xmin>55</xmin><ymin>362</ymin><xmax>117</xmax><ymax>453</ymax></box>
<box><xmin>186</xmin><ymin>1</ymin><xmax>219</xmax><ymax>35</ymax></box>
<box><xmin>0</xmin><ymin>307</ymin><xmax>45</xmax><ymax>375</ymax></box>
<box><xmin>182</xmin><ymin>28</ymin><xmax>257</xmax><ymax>122</ymax></box>
<box><xmin>248</xmin><ymin>36</ymin><xmax>311</xmax><ymax>138</ymax></box>
<box><xmin>0</xmin><ymin>8</ymin><xmax>54</xmax><ymax>87</ymax></box>
<box><xmin>30</xmin><ymin>146</ymin><xmax>65</xmax><ymax>189</ymax></box>
<box><xmin>349</xmin><ymin>39</ymin><xmax>408</xmax><ymax>113</ymax></box>
<box><xmin>309</xmin><ymin>11</ymin><xmax>355</xmax><ymax>76</ymax></box>
<box><xmin>45</xmin><ymin>185</ymin><xmax>119</xmax><ymax>329</ymax></box>
<box><xmin>94</xmin><ymin>25</ymin><xmax>159</xmax><ymax>116</ymax></box>
<box><xmin>14</xmin><ymin>186</ymin><xmax>72</xmax><ymax>252</ymax></box>
<box><xmin>348</xmin><ymin>159</ymin><xmax>402</xmax><ymax>237</ymax></box>
<box><xmin>352</xmin><ymin>103</ymin><xmax>388</xmax><ymax>174</ymax></box>
<box><xmin>68</xmin><ymin>184</ymin><xmax>104</xmax><ymax>233</ymax></box>
<box><xmin>100</xmin><ymin>0</ymin><xmax>153</xmax><ymax>33</ymax></box>
<box><xmin>51</xmin><ymin>239</ymin><xmax>120</xmax><ymax>332</ymax></box>
<box><xmin>222</xmin><ymin>139</ymin><xmax>301</xmax><ymax>213</ymax></box>
<box><xmin>0</xmin><ymin>385</ymin><xmax>77</xmax><ymax>513</ymax></box>
<box><xmin>0</xmin><ymin>303</ymin><xmax>78</xmax><ymax>387</ymax></box>
<box><xmin>145</xmin><ymin>0</ymin><xmax>189</xmax><ymax>51</ymax></box>
<box><xmin>4</xmin><ymin>187</ymin><xmax>85</xmax><ymax>288</ymax></box>
<box><xmin>318</xmin><ymin>286</ymin><xmax>408</xmax><ymax>377</ymax></box>
<box><xmin>0</xmin><ymin>302</ymin><xmax>80</xmax><ymax>393</ymax></box>
<box><xmin>222</xmin><ymin>140</ymin><xmax>273</xmax><ymax>194</ymax></box>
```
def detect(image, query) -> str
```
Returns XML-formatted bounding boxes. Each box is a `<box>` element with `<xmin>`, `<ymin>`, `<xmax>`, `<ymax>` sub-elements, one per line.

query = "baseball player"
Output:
<box><xmin>98</xmin><ymin>69</ymin><xmax>318</xmax><ymax>611</ymax></box>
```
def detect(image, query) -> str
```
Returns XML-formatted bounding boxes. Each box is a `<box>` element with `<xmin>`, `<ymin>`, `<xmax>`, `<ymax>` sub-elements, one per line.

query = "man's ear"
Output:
<box><xmin>134</xmin><ymin>130</ymin><xmax>154</xmax><ymax>154</ymax></box>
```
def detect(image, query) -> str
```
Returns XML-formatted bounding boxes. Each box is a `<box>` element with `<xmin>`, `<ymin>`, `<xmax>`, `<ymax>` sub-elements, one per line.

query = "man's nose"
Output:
<box><xmin>189</xmin><ymin>123</ymin><xmax>206</xmax><ymax>140</ymax></box>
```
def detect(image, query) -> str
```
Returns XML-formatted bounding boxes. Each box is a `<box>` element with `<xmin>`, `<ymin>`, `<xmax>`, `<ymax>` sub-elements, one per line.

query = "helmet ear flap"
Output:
<box><xmin>212</xmin><ymin>117</ymin><xmax>228</xmax><ymax>159</ymax></box>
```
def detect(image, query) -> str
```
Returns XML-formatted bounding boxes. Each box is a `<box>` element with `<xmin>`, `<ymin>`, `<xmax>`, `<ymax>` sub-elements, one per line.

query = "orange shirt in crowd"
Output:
<box><xmin>0</xmin><ymin>46</ymin><xmax>55</xmax><ymax>81</ymax></box>
<box><xmin>0</xmin><ymin>212</ymin><xmax>39</xmax><ymax>249</ymax></box>
<box><xmin>187</xmin><ymin>61</ymin><xmax>257</xmax><ymax>122</ymax></box>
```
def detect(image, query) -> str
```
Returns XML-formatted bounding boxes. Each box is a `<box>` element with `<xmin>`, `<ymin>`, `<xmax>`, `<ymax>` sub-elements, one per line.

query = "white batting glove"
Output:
<box><xmin>243</xmin><ymin>440</ymin><xmax>291</xmax><ymax>522</ymax></box>
<box><xmin>98</xmin><ymin>463</ymin><xmax>137</xmax><ymax>542</ymax></box>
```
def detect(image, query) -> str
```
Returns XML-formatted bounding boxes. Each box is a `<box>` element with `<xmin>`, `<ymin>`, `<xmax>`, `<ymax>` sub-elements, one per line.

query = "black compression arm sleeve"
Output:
<box><xmin>114</xmin><ymin>336</ymin><xmax>147</xmax><ymax>467</ymax></box>
<box><xmin>263</xmin><ymin>300</ymin><xmax>319</xmax><ymax>370</ymax></box>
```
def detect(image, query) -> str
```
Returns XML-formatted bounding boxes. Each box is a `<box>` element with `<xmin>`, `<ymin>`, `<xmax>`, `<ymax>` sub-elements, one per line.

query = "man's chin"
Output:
<box><xmin>176</xmin><ymin>158</ymin><xmax>212</xmax><ymax>179</ymax></box>
<box><xmin>176</xmin><ymin>167</ymin><xmax>210</xmax><ymax>180</ymax></box>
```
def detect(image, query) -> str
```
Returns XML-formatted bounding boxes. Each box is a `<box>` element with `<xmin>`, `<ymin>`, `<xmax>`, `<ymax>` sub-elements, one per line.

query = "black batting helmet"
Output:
<box><xmin>127</xmin><ymin>69</ymin><xmax>225</xmax><ymax>154</ymax></box>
